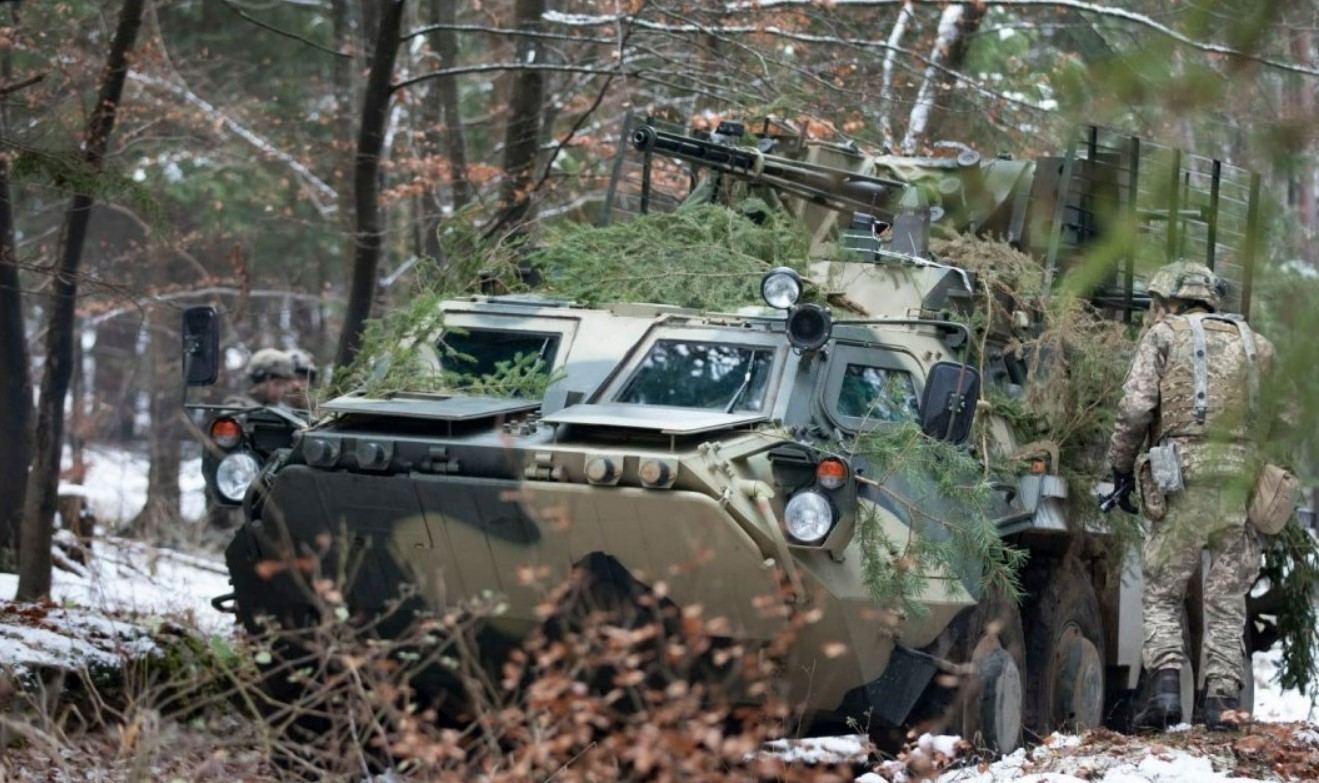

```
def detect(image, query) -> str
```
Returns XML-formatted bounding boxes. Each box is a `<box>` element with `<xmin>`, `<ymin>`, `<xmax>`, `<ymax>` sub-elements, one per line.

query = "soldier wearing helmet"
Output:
<box><xmin>283</xmin><ymin>347</ymin><xmax>317</xmax><ymax>409</ymax></box>
<box><xmin>236</xmin><ymin>348</ymin><xmax>298</xmax><ymax>407</ymax></box>
<box><xmin>1106</xmin><ymin>260</ymin><xmax>1277</xmax><ymax>731</ymax></box>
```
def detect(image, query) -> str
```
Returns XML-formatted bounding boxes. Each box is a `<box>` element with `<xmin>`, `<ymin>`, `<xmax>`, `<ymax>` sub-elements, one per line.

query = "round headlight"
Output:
<box><xmin>761</xmin><ymin>266</ymin><xmax>802</xmax><ymax>309</ymax></box>
<box><xmin>784</xmin><ymin>490</ymin><xmax>834</xmax><ymax>544</ymax></box>
<box><xmin>215</xmin><ymin>452</ymin><xmax>261</xmax><ymax>503</ymax></box>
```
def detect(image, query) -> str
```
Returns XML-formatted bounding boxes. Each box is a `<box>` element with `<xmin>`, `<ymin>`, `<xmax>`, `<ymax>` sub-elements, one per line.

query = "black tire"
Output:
<box><xmin>943</xmin><ymin>585</ymin><xmax>1027</xmax><ymax>754</ymax></box>
<box><xmin>1023</xmin><ymin>558</ymin><xmax>1106</xmax><ymax>736</ymax></box>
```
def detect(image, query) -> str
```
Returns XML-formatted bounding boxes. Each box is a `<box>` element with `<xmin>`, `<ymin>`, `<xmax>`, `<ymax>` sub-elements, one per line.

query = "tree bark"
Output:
<box><xmin>334</xmin><ymin>0</ymin><xmax>405</xmax><ymax>368</ymax></box>
<box><xmin>18</xmin><ymin>0</ymin><xmax>146</xmax><ymax>602</ymax></box>
<box><xmin>901</xmin><ymin>2</ymin><xmax>984</xmax><ymax>154</ymax></box>
<box><xmin>432</xmin><ymin>0</ymin><xmax>471</xmax><ymax>212</ymax></box>
<box><xmin>0</xmin><ymin>109</ymin><xmax>28</xmax><ymax>562</ymax></box>
<box><xmin>1290</xmin><ymin>29</ymin><xmax>1315</xmax><ymax>266</ymax></box>
<box><xmin>878</xmin><ymin>1</ymin><xmax>914</xmax><ymax>152</ymax></box>
<box><xmin>127</xmin><ymin>303</ymin><xmax>181</xmax><ymax>539</ymax></box>
<box><xmin>495</xmin><ymin>0</ymin><xmax>547</xmax><ymax>230</ymax></box>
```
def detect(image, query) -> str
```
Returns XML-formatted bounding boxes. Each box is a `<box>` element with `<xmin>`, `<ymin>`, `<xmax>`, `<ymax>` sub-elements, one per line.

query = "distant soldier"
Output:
<box><xmin>1106</xmin><ymin>261</ymin><xmax>1276</xmax><ymax>731</ymax></box>
<box><xmin>232</xmin><ymin>348</ymin><xmax>297</xmax><ymax>407</ymax></box>
<box><xmin>284</xmin><ymin>347</ymin><xmax>317</xmax><ymax>409</ymax></box>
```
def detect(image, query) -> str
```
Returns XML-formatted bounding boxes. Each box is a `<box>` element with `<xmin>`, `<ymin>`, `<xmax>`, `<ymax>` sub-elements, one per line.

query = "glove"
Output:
<box><xmin>1100</xmin><ymin>469</ymin><xmax>1138</xmax><ymax>514</ymax></box>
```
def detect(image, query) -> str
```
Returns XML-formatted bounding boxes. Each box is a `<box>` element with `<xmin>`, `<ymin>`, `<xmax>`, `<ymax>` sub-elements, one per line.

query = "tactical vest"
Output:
<box><xmin>1157</xmin><ymin>313</ymin><xmax>1258</xmax><ymax>443</ymax></box>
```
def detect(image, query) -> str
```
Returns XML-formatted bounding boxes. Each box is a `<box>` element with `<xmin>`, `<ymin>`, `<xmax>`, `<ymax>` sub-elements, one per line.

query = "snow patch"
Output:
<box><xmin>62</xmin><ymin>445</ymin><xmax>206</xmax><ymax>524</ymax></box>
<box><xmin>762</xmin><ymin>734</ymin><xmax>868</xmax><ymax>764</ymax></box>
<box><xmin>0</xmin><ymin>606</ymin><xmax>160</xmax><ymax>679</ymax></box>
<box><xmin>1</xmin><ymin>536</ymin><xmax>233</xmax><ymax>635</ymax></box>
<box><xmin>1252</xmin><ymin>647</ymin><xmax>1316</xmax><ymax>723</ymax></box>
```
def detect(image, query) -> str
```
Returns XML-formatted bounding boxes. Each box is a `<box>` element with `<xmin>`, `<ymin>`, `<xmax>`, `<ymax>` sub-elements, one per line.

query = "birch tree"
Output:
<box><xmin>902</xmin><ymin>2</ymin><xmax>984</xmax><ymax>153</ymax></box>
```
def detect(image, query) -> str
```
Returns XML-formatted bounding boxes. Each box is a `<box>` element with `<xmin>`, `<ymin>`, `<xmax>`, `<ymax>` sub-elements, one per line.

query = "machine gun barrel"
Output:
<box><xmin>631</xmin><ymin>125</ymin><xmax>909</xmax><ymax>221</ymax></box>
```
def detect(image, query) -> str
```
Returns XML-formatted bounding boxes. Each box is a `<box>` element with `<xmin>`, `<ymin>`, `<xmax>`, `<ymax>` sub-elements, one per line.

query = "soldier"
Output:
<box><xmin>284</xmin><ymin>347</ymin><xmax>317</xmax><ymax>409</ymax></box>
<box><xmin>1106</xmin><ymin>261</ymin><xmax>1276</xmax><ymax>731</ymax></box>
<box><xmin>234</xmin><ymin>348</ymin><xmax>297</xmax><ymax>407</ymax></box>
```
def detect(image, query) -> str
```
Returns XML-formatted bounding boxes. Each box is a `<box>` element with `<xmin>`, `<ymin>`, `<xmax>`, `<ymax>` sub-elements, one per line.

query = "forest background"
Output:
<box><xmin>1</xmin><ymin>0</ymin><xmax>1317</xmax><ymax>600</ymax></box>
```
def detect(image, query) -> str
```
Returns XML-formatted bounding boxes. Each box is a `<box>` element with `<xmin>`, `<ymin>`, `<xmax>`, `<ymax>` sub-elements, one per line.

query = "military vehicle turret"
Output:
<box><xmin>194</xmin><ymin>119</ymin><xmax>1266</xmax><ymax>751</ymax></box>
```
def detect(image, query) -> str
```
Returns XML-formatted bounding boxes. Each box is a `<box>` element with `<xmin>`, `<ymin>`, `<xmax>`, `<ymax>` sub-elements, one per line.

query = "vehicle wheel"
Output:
<box><xmin>1023</xmin><ymin>559</ymin><xmax>1106</xmax><ymax>736</ymax></box>
<box><xmin>947</xmin><ymin>584</ymin><xmax>1027</xmax><ymax>754</ymax></box>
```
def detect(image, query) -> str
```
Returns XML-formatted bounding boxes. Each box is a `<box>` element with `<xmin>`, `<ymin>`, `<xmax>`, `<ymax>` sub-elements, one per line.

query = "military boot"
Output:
<box><xmin>1134</xmin><ymin>668</ymin><xmax>1182</xmax><ymax>730</ymax></box>
<box><xmin>1204</xmin><ymin>683</ymin><xmax>1243</xmax><ymax>732</ymax></box>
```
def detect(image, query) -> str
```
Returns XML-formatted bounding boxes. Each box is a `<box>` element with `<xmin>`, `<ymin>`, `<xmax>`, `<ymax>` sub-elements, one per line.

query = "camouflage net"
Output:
<box><xmin>930</xmin><ymin>235</ymin><xmax>1135</xmax><ymax>524</ymax></box>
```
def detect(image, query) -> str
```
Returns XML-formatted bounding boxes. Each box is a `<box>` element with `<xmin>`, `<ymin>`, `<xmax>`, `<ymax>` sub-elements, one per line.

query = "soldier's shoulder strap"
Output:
<box><xmin>1184</xmin><ymin>313</ymin><xmax>1259</xmax><ymax>424</ymax></box>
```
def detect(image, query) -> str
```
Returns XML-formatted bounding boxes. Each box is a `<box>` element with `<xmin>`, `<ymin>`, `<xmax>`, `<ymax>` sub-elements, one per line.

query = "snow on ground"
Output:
<box><xmin>63</xmin><ymin>445</ymin><xmax>206</xmax><ymax>523</ymax></box>
<box><xmin>0</xmin><ymin>604</ymin><xmax>161</xmax><ymax>679</ymax></box>
<box><xmin>0</xmin><ymin>536</ymin><xmax>234</xmax><ymax>635</ymax></box>
<box><xmin>894</xmin><ymin>723</ymin><xmax>1319</xmax><ymax>783</ymax></box>
<box><xmin>767</xmin><ymin>651</ymin><xmax>1318</xmax><ymax>783</ymax></box>
<box><xmin>1253</xmin><ymin>647</ymin><xmax>1317</xmax><ymax>723</ymax></box>
<box><xmin>763</xmin><ymin>734</ymin><xmax>871</xmax><ymax>764</ymax></box>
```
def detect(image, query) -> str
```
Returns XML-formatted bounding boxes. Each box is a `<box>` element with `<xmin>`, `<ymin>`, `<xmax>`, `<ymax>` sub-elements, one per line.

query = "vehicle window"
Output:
<box><xmin>836</xmin><ymin>364</ymin><xmax>919</xmax><ymax>422</ymax></box>
<box><xmin>439</xmin><ymin>329</ymin><xmax>560</xmax><ymax>379</ymax></box>
<box><xmin>617</xmin><ymin>340</ymin><xmax>774</xmax><ymax>412</ymax></box>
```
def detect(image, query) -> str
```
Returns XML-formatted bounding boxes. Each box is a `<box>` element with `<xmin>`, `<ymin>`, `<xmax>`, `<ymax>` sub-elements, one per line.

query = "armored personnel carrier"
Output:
<box><xmin>186</xmin><ymin>120</ymin><xmax>1267</xmax><ymax>751</ymax></box>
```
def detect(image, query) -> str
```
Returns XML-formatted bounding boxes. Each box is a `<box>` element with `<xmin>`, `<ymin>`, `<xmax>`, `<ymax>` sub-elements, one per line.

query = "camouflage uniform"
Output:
<box><xmin>1107</xmin><ymin>262</ymin><xmax>1275</xmax><ymax>699</ymax></box>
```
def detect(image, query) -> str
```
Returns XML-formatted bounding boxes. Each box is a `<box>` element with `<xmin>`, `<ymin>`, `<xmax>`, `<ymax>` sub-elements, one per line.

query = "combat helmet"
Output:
<box><xmin>286</xmin><ymin>347</ymin><xmax>318</xmax><ymax>381</ymax></box>
<box><xmin>247</xmin><ymin>348</ymin><xmax>295</xmax><ymax>383</ymax></box>
<box><xmin>1146</xmin><ymin>260</ymin><xmax>1226</xmax><ymax>311</ymax></box>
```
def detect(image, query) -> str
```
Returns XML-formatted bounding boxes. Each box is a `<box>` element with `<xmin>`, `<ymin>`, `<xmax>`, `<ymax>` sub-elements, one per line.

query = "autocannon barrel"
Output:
<box><xmin>631</xmin><ymin>124</ymin><xmax>909</xmax><ymax>220</ymax></box>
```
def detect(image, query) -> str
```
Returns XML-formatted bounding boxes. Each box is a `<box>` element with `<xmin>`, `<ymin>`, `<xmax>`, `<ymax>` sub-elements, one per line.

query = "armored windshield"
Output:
<box><xmin>617</xmin><ymin>339</ymin><xmax>774</xmax><ymax>412</ymax></box>
<box><xmin>836</xmin><ymin>364</ymin><xmax>919</xmax><ymax>421</ymax></box>
<box><xmin>438</xmin><ymin>328</ymin><xmax>560</xmax><ymax>392</ymax></box>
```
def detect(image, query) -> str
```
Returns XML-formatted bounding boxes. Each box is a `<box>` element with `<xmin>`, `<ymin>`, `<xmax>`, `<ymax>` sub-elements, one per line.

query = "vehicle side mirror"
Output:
<box><xmin>181</xmin><ymin>306</ymin><xmax>221</xmax><ymax>387</ymax></box>
<box><xmin>919</xmin><ymin>361</ymin><xmax>980</xmax><ymax>444</ymax></box>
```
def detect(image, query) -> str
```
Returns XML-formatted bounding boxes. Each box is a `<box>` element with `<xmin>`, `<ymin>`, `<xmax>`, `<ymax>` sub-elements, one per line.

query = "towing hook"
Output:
<box><xmin>211</xmin><ymin>592</ymin><xmax>238</xmax><ymax>614</ymax></box>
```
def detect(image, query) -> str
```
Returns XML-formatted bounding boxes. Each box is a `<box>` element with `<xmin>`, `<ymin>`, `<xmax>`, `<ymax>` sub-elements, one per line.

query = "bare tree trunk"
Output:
<box><xmin>878</xmin><ymin>1</ymin><xmax>914</xmax><ymax>152</ymax></box>
<box><xmin>335</xmin><ymin>0</ymin><xmax>405</xmax><ymax>368</ymax></box>
<box><xmin>494</xmin><ymin>0</ymin><xmax>547</xmax><ymax>231</ymax></box>
<box><xmin>902</xmin><ymin>3</ymin><xmax>983</xmax><ymax>154</ymax></box>
<box><xmin>323</xmin><ymin>0</ymin><xmax>354</xmax><ymax>363</ymax></box>
<box><xmin>0</xmin><ymin>98</ymin><xmax>28</xmax><ymax>563</ymax></box>
<box><xmin>127</xmin><ymin>303</ymin><xmax>181</xmax><ymax>538</ymax></box>
<box><xmin>1291</xmin><ymin>30</ymin><xmax>1315</xmax><ymax>266</ymax></box>
<box><xmin>433</xmin><ymin>0</ymin><xmax>471</xmax><ymax>211</ymax></box>
<box><xmin>18</xmin><ymin>0</ymin><xmax>146</xmax><ymax>602</ymax></box>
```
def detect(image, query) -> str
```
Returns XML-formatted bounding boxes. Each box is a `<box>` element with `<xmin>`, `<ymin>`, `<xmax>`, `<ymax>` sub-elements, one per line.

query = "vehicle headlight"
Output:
<box><xmin>215</xmin><ymin>452</ymin><xmax>261</xmax><ymax>503</ymax></box>
<box><xmin>784</xmin><ymin>490</ymin><xmax>834</xmax><ymax>544</ymax></box>
<box><xmin>761</xmin><ymin>266</ymin><xmax>802</xmax><ymax>309</ymax></box>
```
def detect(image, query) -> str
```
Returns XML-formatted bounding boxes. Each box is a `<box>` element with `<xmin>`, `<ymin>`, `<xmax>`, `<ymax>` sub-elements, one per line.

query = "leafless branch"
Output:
<box><xmin>127</xmin><ymin>71</ymin><xmax>339</xmax><ymax>215</ymax></box>
<box><xmin>221</xmin><ymin>0</ymin><xmax>349</xmax><ymax>58</ymax></box>
<box><xmin>402</xmin><ymin>22</ymin><xmax>613</xmax><ymax>45</ymax></box>
<box><xmin>716</xmin><ymin>0</ymin><xmax>1319</xmax><ymax>77</ymax></box>
<box><xmin>0</xmin><ymin>71</ymin><xmax>44</xmax><ymax>97</ymax></box>
<box><xmin>392</xmin><ymin>62</ymin><xmax>626</xmax><ymax>92</ymax></box>
<box><xmin>544</xmin><ymin>11</ymin><xmax>1052</xmax><ymax>114</ymax></box>
<box><xmin>530</xmin><ymin>70</ymin><xmax>619</xmax><ymax>196</ymax></box>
